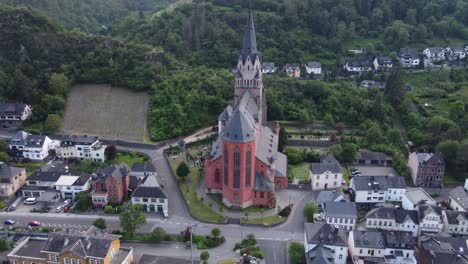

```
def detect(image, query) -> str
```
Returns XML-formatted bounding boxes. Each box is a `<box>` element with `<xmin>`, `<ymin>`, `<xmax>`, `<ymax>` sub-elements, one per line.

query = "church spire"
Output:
<box><xmin>240</xmin><ymin>1</ymin><xmax>258</xmax><ymax>63</ymax></box>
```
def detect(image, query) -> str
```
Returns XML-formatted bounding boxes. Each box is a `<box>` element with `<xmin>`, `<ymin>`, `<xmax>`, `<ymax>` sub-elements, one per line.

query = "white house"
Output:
<box><xmin>323</xmin><ymin>202</ymin><xmax>357</xmax><ymax>231</ymax></box>
<box><xmin>55</xmin><ymin>172</ymin><xmax>91</xmax><ymax>200</ymax></box>
<box><xmin>22</xmin><ymin>135</ymin><xmax>57</xmax><ymax>161</ymax></box>
<box><xmin>417</xmin><ymin>204</ymin><xmax>443</xmax><ymax>234</ymax></box>
<box><xmin>305</xmin><ymin>61</ymin><xmax>322</xmax><ymax>75</ymax></box>
<box><xmin>310</xmin><ymin>154</ymin><xmax>343</xmax><ymax>190</ymax></box>
<box><xmin>0</xmin><ymin>103</ymin><xmax>32</xmax><ymax>128</ymax></box>
<box><xmin>442</xmin><ymin>210</ymin><xmax>468</xmax><ymax>236</ymax></box>
<box><xmin>8</xmin><ymin>130</ymin><xmax>30</xmax><ymax>158</ymax></box>
<box><xmin>314</xmin><ymin>190</ymin><xmax>345</xmax><ymax>211</ymax></box>
<box><xmin>348</xmin><ymin>230</ymin><xmax>416</xmax><ymax>264</ymax></box>
<box><xmin>350</xmin><ymin>175</ymin><xmax>406</xmax><ymax>203</ymax></box>
<box><xmin>131</xmin><ymin>162</ymin><xmax>157</xmax><ymax>178</ymax></box>
<box><xmin>445</xmin><ymin>46</ymin><xmax>466</xmax><ymax>60</ymax></box>
<box><xmin>57</xmin><ymin>135</ymin><xmax>106</xmax><ymax>162</ymax></box>
<box><xmin>131</xmin><ymin>174</ymin><xmax>168</xmax><ymax>217</ymax></box>
<box><xmin>373</xmin><ymin>56</ymin><xmax>393</xmax><ymax>71</ymax></box>
<box><xmin>262</xmin><ymin>62</ymin><xmax>276</xmax><ymax>74</ymax></box>
<box><xmin>304</xmin><ymin>223</ymin><xmax>348</xmax><ymax>264</ymax></box>
<box><xmin>448</xmin><ymin>185</ymin><xmax>468</xmax><ymax>212</ymax></box>
<box><xmin>423</xmin><ymin>47</ymin><xmax>446</xmax><ymax>61</ymax></box>
<box><xmin>402</xmin><ymin>188</ymin><xmax>436</xmax><ymax>210</ymax></box>
<box><xmin>344</xmin><ymin>58</ymin><xmax>372</xmax><ymax>72</ymax></box>
<box><xmin>398</xmin><ymin>48</ymin><xmax>420</xmax><ymax>67</ymax></box>
<box><xmin>365</xmin><ymin>207</ymin><xmax>420</xmax><ymax>237</ymax></box>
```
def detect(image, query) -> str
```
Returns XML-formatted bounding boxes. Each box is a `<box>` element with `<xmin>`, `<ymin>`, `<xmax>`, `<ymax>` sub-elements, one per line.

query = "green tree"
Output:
<box><xmin>200</xmin><ymin>251</ymin><xmax>210</xmax><ymax>264</ymax></box>
<box><xmin>119</xmin><ymin>205</ymin><xmax>146</xmax><ymax>238</ymax></box>
<box><xmin>387</xmin><ymin>128</ymin><xmax>402</xmax><ymax>146</ymax></box>
<box><xmin>449</xmin><ymin>100</ymin><xmax>465</xmax><ymax>121</ymax></box>
<box><xmin>303</xmin><ymin>202</ymin><xmax>318</xmax><ymax>222</ymax></box>
<box><xmin>366</xmin><ymin>123</ymin><xmax>384</xmax><ymax>145</ymax></box>
<box><xmin>436</xmin><ymin>140</ymin><xmax>460</xmax><ymax>168</ymax></box>
<box><xmin>104</xmin><ymin>145</ymin><xmax>118</xmax><ymax>160</ymax></box>
<box><xmin>176</xmin><ymin>162</ymin><xmax>190</xmax><ymax>178</ymax></box>
<box><xmin>104</xmin><ymin>205</ymin><xmax>114</xmax><ymax>214</ymax></box>
<box><xmin>289</xmin><ymin>242</ymin><xmax>306</xmax><ymax>264</ymax></box>
<box><xmin>44</xmin><ymin>114</ymin><xmax>62</xmax><ymax>134</ymax></box>
<box><xmin>341</xmin><ymin>143</ymin><xmax>359</xmax><ymax>163</ymax></box>
<box><xmin>75</xmin><ymin>191</ymin><xmax>91</xmax><ymax>211</ymax></box>
<box><xmin>0</xmin><ymin>152</ymin><xmax>8</xmax><ymax>162</ymax></box>
<box><xmin>93</xmin><ymin>218</ymin><xmax>106</xmax><ymax>229</ymax></box>
<box><xmin>385</xmin><ymin>69</ymin><xmax>405</xmax><ymax>107</ymax></box>
<box><xmin>48</xmin><ymin>73</ymin><xmax>70</xmax><ymax>96</ymax></box>
<box><xmin>211</xmin><ymin>228</ymin><xmax>221</xmax><ymax>238</ymax></box>
<box><xmin>278</xmin><ymin>126</ymin><xmax>288</xmax><ymax>152</ymax></box>
<box><xmin>152</xmin><ymin>227</ymin><xmax>167</xmax><ymax>242</ymax></box>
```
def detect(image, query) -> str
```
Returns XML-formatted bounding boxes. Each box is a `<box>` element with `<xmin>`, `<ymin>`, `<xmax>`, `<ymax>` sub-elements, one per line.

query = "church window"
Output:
<box><xmin>215</xmin><ymin>169</ymin><xmax>220</xmax><ymax>183</ymax></box>
<box><xmin>234</xmin><ymin>148</ymin><xmax>241</xmax><ymax>188</ymax></box>
<box><xmin>260</xmin><ymin>192</ymin><xmax>264</xmax><ymax>198</ymax></box>
<box><xmin>246</xmin><ymin>147</ymin><xmax>252</xmax><ymax>187</ymax></box>
<box><xmin>224</xmin><ymin>150</ymin><xmax>229</xmax><ymax>186</ymax></box>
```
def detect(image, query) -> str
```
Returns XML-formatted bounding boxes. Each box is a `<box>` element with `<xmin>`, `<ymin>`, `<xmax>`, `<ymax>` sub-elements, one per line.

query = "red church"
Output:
<box><xmin>204</xmin><ymin>9</ymin><xmax>288</xmax><ymax>209</ymax></box>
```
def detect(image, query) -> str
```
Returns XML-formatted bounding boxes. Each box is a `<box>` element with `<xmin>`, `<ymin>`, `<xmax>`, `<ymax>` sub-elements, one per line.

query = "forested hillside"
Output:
<box><xmin>0</xmin><ymin>0</ymin><xmax>176</xmax><ymax>32</ymax></box>
<box><xmin>111</xmin><ymin>0</ymin><xmax>468</xmax><ymax>68</ymax></box>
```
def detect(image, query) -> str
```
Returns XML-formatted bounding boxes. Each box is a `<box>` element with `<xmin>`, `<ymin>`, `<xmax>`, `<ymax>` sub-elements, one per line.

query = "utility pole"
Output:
<box><xmin>190</xmin><ymin>224</ymin><xmax>198</xmax><ymax>264</ymax></box>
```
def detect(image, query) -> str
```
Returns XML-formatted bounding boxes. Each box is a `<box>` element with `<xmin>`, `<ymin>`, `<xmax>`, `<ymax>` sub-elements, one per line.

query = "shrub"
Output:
<box><xmin>93</xmin><ymin>218</ymin><xmax>106</xmax><ymax>229</ymax></box>
<box><xmin>104</xmin><ymin>205</ymin><xmax>114</xmax><ymax>214</ymax></box>
<box><xmin>0</xmin><ymin>201</ymin><xmax>7</xmax><ymax>209</ymax></box>
<box><xmin>211</xmin><ymin>228</ymin><xmax>221</xmax><ymax>238</ymax></box>
<box><xmin>289</xmin><ymin>242</ymin><xmax>306</xmax><ymax>264</ymax></box>
<box><xmin>41</xmin><ymin>227</ymin><xmax>51</xmax><ymax>233</ymax></box>
<box><xmin>116</xmin><ymin>205</ymin><xmax>124</xmax><ymax>213</ymax></box>
<box><xmin>152</xmin><ymin>227</ymin><xmax>167</xmax><ymax>242</ymax></box>
<box><xmin>279</xmin><ymin>205</ymin><xmax>292</xmax><ymax>217</ymax></box>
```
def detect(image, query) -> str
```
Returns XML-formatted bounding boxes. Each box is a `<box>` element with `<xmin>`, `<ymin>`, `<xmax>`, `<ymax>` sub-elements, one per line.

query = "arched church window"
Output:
<box><xmin>224</xmin><ymin>150</ymin><xmax>229</xmax><ymax>186</ymax></box>
<box><xmin>245</xmin><ymin>146</ymin><xmax>252</xmax><ymax>187</ymax></box>
<box><xmin>234</xmin><ymin>147</ymin><xmax>241</xmax><ymax>189</ymax></box>
<box><xmin>215</xmin><ymin>169</ymin><xmax>220</xmax><ymax>183</ymax></box>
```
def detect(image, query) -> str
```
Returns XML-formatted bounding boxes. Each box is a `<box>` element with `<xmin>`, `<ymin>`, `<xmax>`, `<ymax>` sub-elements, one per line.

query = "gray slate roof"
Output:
<box><xmin>324</xmin><ymin>202</ymin><xmax>357</xmax><ymax>219</ymax></box>
<box><xmin>263</xmin><ymin>62</ymin><xmax>275</xmax><ymax>69</ymax></box>
<box><xmin>95</xmin><ymin>163</ymin><xmax>130</xmax><ymax>183</ymax></box>
<box><xmin>417</xmin><ymin>204</ymin><xmax>442</xmax><ymax>221</ymax></box>
<box><xmin>420</xmin><ymin>235</ymin><xmax>468</xmax><ymax>255</ymax></box>
<box><xmin>346</xmin><ymin>58</ymin><xmax>371</xmax><ymax>67</ymax></box>
<box><xmin>398</xmin><ymin>48</ymin><xmax>419</xmax><ymax>59</ymax></box>
<box><xmin>383</xmin><ymin>231</ymin><xmax>414</xmax><ymax>248</ymax></box>
<box><xmin>352</xmin><ymin>230</ymin><xmax>386</xmax><ymax>249</ymax></box>
<box><xmin>352</xmin><ymin>176</ymin><xmax>406</xmax><ymax>191</ymax></box>
<box><xmin>132</xmin><ymin>186</ymin><xmax>167</xmax><ymax>199</ymax></box>
<box><xmin>306</xmin><ymin>61</ymin><xmax>321</xmax><ymax>68</ymax></box>
<box><xmin>311</xmin><ymin>154</ymin><xmax>341</xmax><ymax>174</ymax></box>
<box><xmin>426</xmin><ymin>47</ymin><xmax>445</xmax><ymax>53</ymax></box>
<box><xmin>25</xmin><ymin>134</ymin><xmax>47</xmax><ymax>148</ymax></box>
<box><xmin>218</xmin><ymin>105</ymin><xmax>233</xmax><ymax>122</ymax></box>
<box><xmin>306</xmin><ymin>244</ymin><xmax>334</xmax><ymax>264</ymax></box>
<box><xmin>28</xmin><ymin>170</ymin><xmax>66</xmax><ymax>182</ymax></box>
<box><xmin>404</xmin><ymin>188</ymin><xmax>435</xmax><ymax>205</ymax></box>
<box><xmin>416</xmin><ymin>152</ymin><xmax>444</xmax><ymax>165</ymax></box>
<box><xmin>315</xmin><ymin>191</ymin><xmax>341</xmax><ymax>204</ymax></box>
<box><xmin>394</xmin><ymin>208</ymin><xmax>419</xmax><ymax>224</ymax></box>
<box><xmin>355</xmin><ymin>150</ymin><xmax>392</xmax><ymax>161</ymax></box>
<box><xmin>304</xmin><ymin>223</ymin><xmax>348</xmax><ymax>246</ymax></box>
<box><xmin>240</xmin><ymin>10</ymin><xmax>259</xmax><ymax>63</ymax></box>
<box><xmin>60</xmin><ymin>135</ymin><xmax>98</xmax><ymax>146</ymax></box>
<box><xmin>9</xmin><ymin>130</ymin><xmax>30</xmax><ymax>146</ymax></box>
<box><xmin>0</xmin><ymin>164</ymin><xmax>24</xmax><ymax>179</ymax></box>
<box><xmin>444</xmin><ymin>210</ymin><xmax>468</xmax><ymax>225</ymax></box>
<box><xmin>131</xmin><ymin>162</ymin><xmax>157</xmax><ymax>174</ymax></box>
<box><xmin>222</xmin><ymin>92</ymin><xmax>258</xmax><ymax>143</ymax></box>
<box><xmin>375</xmin><ymin>56</ymin><xmax>392</xmax><ymax>64</ymax></box>
<box><xmin>449</xmin><ymin>186</ymin><xmax>468</xmax><ymax>210</ymax></box>
<box><xmin>41</xmin><ymin>233</ymin><xmax>116</xmax><ymax>259</ymax></box>
<box><xmin>13</xmin><ymin>238</ymin><xmax>46</xmax><ymax>259</ymax></box>
<box><xmin>253</xmin><ymin>171</ymin><xmax>274</xmax><ymax>192</ymax></box>
<box><xmin>275</xmin><ymin>152</ymin><xmax>287</xmax><ymax>178</ymax></box>
<box><xmin>367</xmin><ymin>207</ymin><xmax>395</xmax><ymax>219</ymax></box>
<box><xmin>367</xmin><ymin>207</ymin><xmax>419</xmax><ymax>224</ymax></box>
<box><xmin>0</xmin><ymin>103</ymin><xmax>28</xmax><ymax>116</ymax></box>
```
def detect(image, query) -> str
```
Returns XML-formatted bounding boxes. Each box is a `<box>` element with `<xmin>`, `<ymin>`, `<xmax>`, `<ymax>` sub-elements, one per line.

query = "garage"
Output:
<box><xmin>149</xmin><ymin>205</ymin><xmax>155</xmax><ymax>212</ymax></box>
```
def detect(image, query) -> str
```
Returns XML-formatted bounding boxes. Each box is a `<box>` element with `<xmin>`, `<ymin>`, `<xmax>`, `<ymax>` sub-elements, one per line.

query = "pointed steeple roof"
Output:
<box><xmin>240</xmin><ymin>6</ymin><xmax>259</xmax><ymax>63</ymax></box>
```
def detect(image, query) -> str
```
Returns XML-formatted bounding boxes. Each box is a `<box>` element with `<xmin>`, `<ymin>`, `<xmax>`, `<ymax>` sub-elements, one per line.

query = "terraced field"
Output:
<box><xmin>61</xmin><ymin>84</ymin><xmax>149</xmax><ymax>142</ymax></box>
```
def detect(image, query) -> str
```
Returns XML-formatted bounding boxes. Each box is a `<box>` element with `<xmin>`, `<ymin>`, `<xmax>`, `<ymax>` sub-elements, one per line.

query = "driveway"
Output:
<box><xmin>348</xmin><ymin>165</ymin><xmax>397</xmax><ymax>176</ymax></box>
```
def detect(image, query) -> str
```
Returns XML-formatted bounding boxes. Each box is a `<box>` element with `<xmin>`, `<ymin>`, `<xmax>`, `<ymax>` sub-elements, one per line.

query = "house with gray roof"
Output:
<box><xmin>365</xmin><ymin>206</ymin><xmax>420</xmax><ymax>236</ymax></box>
<box><xmin>261</xmin><ymin>62</ymin><xmax>276</xmax><ymax>74</ymax></box>
<box><xmin>323</xmin><ymin>201</ymin><xmax>357</xmax><ymax>231</ymax></box>
<box><xmin>315</xmin><ymin>190</ymin><xmax>345</xmax><ymax>210</ymax></box>
<box><xmin>423</xmin><ymin>47</ymin><xmax>446</xmax><ymax>61</ymax></box>
<box><xmin>305</xmin><ymin>61</ymin><xmax>322</xmax><ymax>75</ymax></box>
<box><xmin>349</xmin><ymin>230</ymin><xmax>416</xmax><ymax>264</ymax></box>
<box><xmin>408</xmin><ymin>152</ymin><xmax>445</xmax><ymax>187</ymax></box>
<box><xmin>55</xmin><ymin>172</ymin><xmax>91</xmax><ymax>200</ymax></box>
<box><xmin>373</xmin><ymin>55</ymin><xmax>393</xmax><ymax>71</ymax></box>
<box><xmin>417</xmin><ymin>204</ymin><xmax>443</xmax><ymax>234</ymax></box>
<box><xmin>446</xmin><ymin>46</ymin><xmax>467</xmax><ymax>60</ymax></box>
<box><xmin>8</xmin><ymin>130</ymin><xmax>31</xmax><ymax>158</ymax></box>
<box><xmin>304</xmin><ymin>223</ymin><xmax>348</xmax><ymax>264</ymax></box>
<box><xmin>0</xmin><ymin>102</ymin><xmax>32</xmax><ymax>128</ymax></box>
<box><xmin>91</xmin><ymin>163</ymin><xmax>130</xmax><ymax>208</ymax></box>
<box><xmin>23</xmin><ymin>134</ymin><xmax>58</xmax><ymax>161</ymax></box>
<box><xmin>417</xmin><ymin>235</ymin><xmax>468</xmax><ymax>264</ymax></box>
<box><xmin>398</xmin><ymin>48</ymin><xmax>420</xmax><ymax>67</ymax></box>
<box><xmin>350</xmin><ymin>175</ymin><xmax>406</xmax><ymax>203</ymax></box>
<box><xmin>448</xmin><ymin>186</ymin><xmax>468</xmax><ymax>212</ymax></box>
<box><xmin>0</xmin><ymin>163</ymin><xmax>26</xmax><ymax>198</ymax></box>
<box><xmin>402</xmin><ymin>187</ymin><xmax>436</xmax><ymax>210</ymax></box>
<box><xmin>359</xmin><ymin>80</ymin><xmax>386</xmax><ymax>89</ymax></box>
<box><xmin>131</xmin><ymin>174</ymin><xmax>168</xmax><ymax>217</ymax></box>
<box><xmin>344</xmin><ymin>58</ymin><xmax>372</xmax><ymax>73</ymax></box>
<box><xmin>310</xmin><ymin>154</ymin><xmax>343</xmax><ymax>190</ymax></box>
<box><xmin>442</xmin><ymin>210</ymin><xmax>468</xmax><ymax>236</ymax></box>
<box><xmin>57</xmin><ymin>135</ymin><xmax>106</xmax><ymax>162</ymax></box>
<box><xmin>353</xmin><ymin>149</ymin><xmax>392</xmax><ymax>167</ymax></box>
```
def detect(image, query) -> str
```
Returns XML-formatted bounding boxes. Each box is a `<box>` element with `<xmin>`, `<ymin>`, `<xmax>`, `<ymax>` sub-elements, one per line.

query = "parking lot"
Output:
<box><xmin>347</xmin><ymin>165</ymin><xmax>397</xmax><ymax>176</ymax></box>
<box><xmin>9</xmin><ymin>196</ymin><xmax>71</xmax><ymax>214</ymax></box>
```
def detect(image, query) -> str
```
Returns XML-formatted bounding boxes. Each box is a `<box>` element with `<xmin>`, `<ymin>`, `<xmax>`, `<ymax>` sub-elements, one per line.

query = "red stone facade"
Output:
<box><xmin>91</xmin><ymin>164</ymin><xmax>130</xmax><ymax>208</ymax></box>
<box><xmin>204</xmin><ymin>10</ymin><xmax>287</xmax><ymax>209</ymax></box>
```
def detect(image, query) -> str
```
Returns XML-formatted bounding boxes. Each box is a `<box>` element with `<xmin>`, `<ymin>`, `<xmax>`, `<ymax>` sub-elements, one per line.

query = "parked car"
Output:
<box><xmin>23</xmin><ymin>197</ymin><xmax>38</xmax><ymax>205</ymax></box>
<box><xmin>341</xmin><ymin>179</ymin><xmax>347</xmax><ymax>185</ymax></box>
<box><xmin>55</xmin><ymin>205</ymin><xmax>64</xmax><ymax>213</ymax></box>
<box><xmin>4</xmin><ymin>220</ymin><xmax>15</xmax><ymax>225</ymax></box>
<box><xmin>6</xmin><ymin>204</ymin><xmax>16</xmax><ymax>211</ymax></box>
<box><xmin>350</xmin><ymin>168</ymin><xmax>358</xmax><ymax>172</ymax></box>
<box><xmin>28</xmin><ymin>221</ymin><xmax>41</xmax><ymax>227</ymax></box>
<box><xmin>63</xmin><ymin>204</ymin><xmax>72</xmax><ymax>213</ymax></box>
<box><xmin>63</xmin><ymin>199</ymin><xmax>71</xmax><ymax>206</ymax></box>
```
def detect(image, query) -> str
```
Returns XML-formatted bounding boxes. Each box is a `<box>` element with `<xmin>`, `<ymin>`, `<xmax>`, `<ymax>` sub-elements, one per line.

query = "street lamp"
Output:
<box><xmin>190</xmin><ymin>224</ymin><xmax>198</xmax><ymax>264</ymax></box>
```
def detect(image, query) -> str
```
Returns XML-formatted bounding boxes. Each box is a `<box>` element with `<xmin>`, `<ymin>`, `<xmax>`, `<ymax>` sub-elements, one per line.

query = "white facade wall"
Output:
<box><xmin>384</xmin><ymin>248</ymin><xmax>416</xmax><ymax>264</ymax></box>
<box><xmin>449</xmin><ymin>197</ymin><xmax>467</xmax><ymax>212</ymax></box>
<box><xmin>348</xmin><ymin>232</ymin><xmax>385</xmax><ymax>259</ymax></box>
<box><xmin>305</xmin><ymin>66</ymin><xmax>322</xmax><ymax>75</ymax></box>
<box><xmin>401</xmin><ymin>194</ymin><xmax>415</xmax><ymax>210</ymax></box>
<box><xmin>386</xmin><ymin>188</ymin><xmax>406</xmax><ymax>202</ymax></box>
<box><xmin>419</xmin><ymin>212</ymin><xmax>443</xmax><ymax>234</ymax></box>
<box><xmin>311</xmin><ymin>171</ymin><xmax>343</xmax><ymax>190</ymax></box>
<box><xmin>396</xmin><ymin>219</ymin><xmax>419</xmax><ymax>237</ymax></box>
<box><xmin>355</xmin><ymin>190</ymin><xmax>386</xmax><ymax>203</ymax></box>
<box><xmin>23</xmin><ymin>137</ymin><xmax>52</xmax><ymax>161</ymax></box>
<box><xmin>442</xmin><ymin>212</ymin><xmax>468</xmax><ymax>235</ymax></box>
<box><xmin>55</xmin><ymin>181</ymin><xmax>90</xmax><ymax>200</ymax></box>
<box><xmin>131</xmin><ymin>196</ymin><xmax>168</xmax><ymax>217</ymax></box>
<box><xmin>326</xmin><ymin>216</ymin><xmax>355</xmax><ymax>231</ymax></box>
<box><xmin>365</xmin><ymin>218</ymin><xmax>419</xmax><ymax>237</ymax></box>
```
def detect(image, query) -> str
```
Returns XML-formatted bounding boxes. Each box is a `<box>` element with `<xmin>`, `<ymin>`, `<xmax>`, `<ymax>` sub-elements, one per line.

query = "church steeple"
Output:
<box><xmin>240</xmin><ymin>4</ymin><xmax>259</xmax><ymax>63</ymax></box>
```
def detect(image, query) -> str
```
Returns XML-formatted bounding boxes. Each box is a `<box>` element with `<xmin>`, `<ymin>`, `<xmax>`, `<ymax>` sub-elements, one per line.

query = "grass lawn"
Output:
<box><xmin>240</xmin><ymin>215</ymin><xmax>286</xmax><ymax>226</ymax></box>
<box><xmin>21</xmin><ymin>122</ymin><xmax>44</xmax><ymax>135</ymax></box>
<box><xmin>342</xmin><ymin>166</ymin><xmax>350</xmax><ymax>184</ymax></box>
<box><xmin>443</xmin><ymin>173</ymin><xmax>465</xmax><ymax>186</ymax></box>
<box><xmin>289</xmin><ymin>163</ymin><xmax>310</xmax><ymax>181</ymax></box>
<box><xmin>10</xmin><ymin>161</ymin><xmax>44</xmax><ymax>176</ymax></box>
<box><xmin>208</xmin><ymin>193</ymin><xmax>274</xmax><ymax>214</ymax></box>
<box><xmin>108</xmin><ymin>152</ymin><xmax>148</xmax><ymax>167</ymax></box>
<box><xmin>218</xmin><ymin>260</ymin><xmax>237</xmax><ymax>264</ymax></box>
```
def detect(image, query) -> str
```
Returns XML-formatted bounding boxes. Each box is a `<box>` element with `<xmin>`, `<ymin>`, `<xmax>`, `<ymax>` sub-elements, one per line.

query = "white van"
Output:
<box><xmin>23</xmin><ymin>197</ymin><xmax>38</xmax><ymax>205</ymax></box>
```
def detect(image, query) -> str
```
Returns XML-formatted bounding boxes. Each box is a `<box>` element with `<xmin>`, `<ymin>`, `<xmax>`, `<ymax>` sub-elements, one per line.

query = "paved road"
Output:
<box><xmin>258</xmin><ymin>240</ymin><xmax>289</xmax><ymax>264</ymax></box>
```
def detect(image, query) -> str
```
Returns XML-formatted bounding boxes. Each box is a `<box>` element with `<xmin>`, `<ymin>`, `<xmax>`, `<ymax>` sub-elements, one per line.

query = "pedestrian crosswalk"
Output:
<box><xmin>47</xmin><ymin>223</ymin><xmax>91</xmax><ymax>230</ymax></box>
